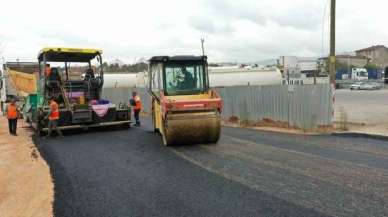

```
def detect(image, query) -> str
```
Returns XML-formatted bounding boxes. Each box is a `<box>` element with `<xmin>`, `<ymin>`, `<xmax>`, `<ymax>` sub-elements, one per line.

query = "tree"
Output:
<box><xmin>365</xmin><ymin>63</ymin><xmax>380</xmax><ymax>70</ymax></box>
<box><xmin>102</xmin><ymin>62</ymin><xmax>148</xmax><ymax>73</ymax></box>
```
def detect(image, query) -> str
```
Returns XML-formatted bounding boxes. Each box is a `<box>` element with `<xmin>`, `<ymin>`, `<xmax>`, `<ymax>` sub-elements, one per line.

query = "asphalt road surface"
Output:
<box><xmin>35</xmin><ymin>118</ymin><xmax>388</xmax><ymax>217</ymax></box>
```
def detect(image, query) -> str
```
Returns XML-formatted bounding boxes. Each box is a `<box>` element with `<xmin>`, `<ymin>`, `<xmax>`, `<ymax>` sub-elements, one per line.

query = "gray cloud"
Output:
<box><xmin>272</xmin><ymin>10</ymin><xmax>321</xmax><ymax>30</ymax></box>
<box><xmin>189</xmin><ymin>16</ymin><xmax>235</xmax><ymax>34</ymax></box>
<box><xmin>190</xmin><ymin>17</ymin><xmax>217</xmax><ymax>33</ymax></box>
<box><xmin>205</xmin><ymin>0</ymin><xmax>266</xmax><ymax>26</ymax></box>
<box><xmin>2</xmin><ymin>0</ymin><xmax>388</xmax><ymax>63</ymax></box>
<box><xmin>203</xmin><ymin>0</ymin><xmax>322</xmax><ymax>31</ymax></box>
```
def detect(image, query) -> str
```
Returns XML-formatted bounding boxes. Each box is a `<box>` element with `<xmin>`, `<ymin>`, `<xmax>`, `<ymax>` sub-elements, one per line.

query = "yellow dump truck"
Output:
<box><xmin>1</xmin><ymin>62</ymin><xmax>38</xmax><ymax>113</ymax></box>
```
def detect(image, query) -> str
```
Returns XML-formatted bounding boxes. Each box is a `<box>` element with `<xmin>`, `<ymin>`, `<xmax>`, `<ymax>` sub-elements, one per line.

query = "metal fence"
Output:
<box><xmin>102</xmin><ymin>84</ymin><xmax>333</xmax><ymax>130</ymax></box>
<box><xmin>216</xmin><ymin>84</ymin><xmax>333</xmax><ymax>130</ymax></box>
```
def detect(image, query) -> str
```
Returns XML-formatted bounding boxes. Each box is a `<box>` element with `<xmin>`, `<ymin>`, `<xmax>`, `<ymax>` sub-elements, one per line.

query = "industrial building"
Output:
<box><xmin>356</xmin><ymin>45</ymin><xmax>388</xmax><ymax>68</ymax></box>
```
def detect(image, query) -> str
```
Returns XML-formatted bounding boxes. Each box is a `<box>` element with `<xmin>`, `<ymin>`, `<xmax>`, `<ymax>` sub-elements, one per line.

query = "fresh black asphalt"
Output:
<box><xmin>34</xmin><ymin>119</ymin><xmax>388</xmax><ymax>217</ymax></box>
<box><xmin>34</xmin><ymin>124</ymin><xmax>329</xmax><ymax>217</ymax></box>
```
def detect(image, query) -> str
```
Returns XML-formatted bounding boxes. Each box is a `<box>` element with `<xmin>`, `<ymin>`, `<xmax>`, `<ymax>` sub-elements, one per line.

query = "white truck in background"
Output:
<box><xmin>1</xmin><ymin>62</ymin><xmax>38</xmax><ymax>115</ymax></box>
<box><xmin>351</xmin><ymin>68</ymin><xmax>368</xmax><ymax>81</ymax></box>
<box><xmin>0</xmin><ymin>65</ymin><xmax>18</xmax><ymax>114</ymax></box>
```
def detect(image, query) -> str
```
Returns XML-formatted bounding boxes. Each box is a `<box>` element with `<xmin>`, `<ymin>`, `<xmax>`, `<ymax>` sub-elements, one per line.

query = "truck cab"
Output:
<box><xmin>351</xmin><ymin>68</ymin><xmax>368</xmax><ymax>81</ymax></box>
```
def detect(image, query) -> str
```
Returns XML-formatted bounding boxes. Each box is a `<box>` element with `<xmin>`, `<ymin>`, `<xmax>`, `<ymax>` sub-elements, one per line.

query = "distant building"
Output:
<box><xmin>278</xmin><ymin>56</ymin><xmax>318</xmax><ymax>78</ymax></box>
<box><xmin>355</xmin><ymin>45</ymin><xmax>388</xmax><ymax>68</ymax></box>
<box><xmin>319</xmin><ymin>54</ymin><xmax>368</xmax><ymax>74</ymax></box>
<box><xmin>336</xmin><ymin>55</ymin><xmax>368</xmax><ymax>68</ymax></box>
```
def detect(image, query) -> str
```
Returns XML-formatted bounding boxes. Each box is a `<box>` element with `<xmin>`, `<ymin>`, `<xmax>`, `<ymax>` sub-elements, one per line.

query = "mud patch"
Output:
<box><xmin>31</xmin><ymin>149</ymin><xmax>39</xmax><ymax>160</ymax></box>
<box><xmin>224</xmin><ymin>117</ymin><xmax>334</xmax><ymax>134</ymax></box>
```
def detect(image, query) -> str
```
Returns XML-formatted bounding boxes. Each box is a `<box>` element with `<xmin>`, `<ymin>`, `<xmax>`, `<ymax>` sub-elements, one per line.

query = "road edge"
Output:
<box><xmin>332</xmin><ymin>132</ymin><xmax>388</xmax><ymax>141</ymax></box>
<box><xmin>222</xmin><ymin>124</ymin><xmax>333</xmax><ymax>136</ymax></box>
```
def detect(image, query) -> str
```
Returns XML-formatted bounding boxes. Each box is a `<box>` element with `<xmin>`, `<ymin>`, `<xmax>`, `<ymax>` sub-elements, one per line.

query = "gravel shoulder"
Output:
<box><xmin>0</xmin><ymin>116</ymin><xmax>53</xmax><ymax>217</ymax></box>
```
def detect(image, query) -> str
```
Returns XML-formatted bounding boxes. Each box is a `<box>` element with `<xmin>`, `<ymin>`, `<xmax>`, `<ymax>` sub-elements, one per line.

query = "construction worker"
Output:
<box><xmin>45</xmin><ymin>63</ymin><xmax>51</xmax><ymax>77</ymax></box>
<box><xmin>45</xmin><ymin>97</ymin><xmax>64</xmax><ymax>138</ymax></box>
<box><xmin>130</xmin><ymin>91</ymin><xmax>142</xmax><ymax>126</ymax></box>
<box><xmin>6</xmin><ymin>99</ymin><xmax>18</xmax><ymax>136</ymax></box>
<box><xmin>177</xmin><ymin>68</ymin><xmax>196</xmax><ymax>89</ymax></box>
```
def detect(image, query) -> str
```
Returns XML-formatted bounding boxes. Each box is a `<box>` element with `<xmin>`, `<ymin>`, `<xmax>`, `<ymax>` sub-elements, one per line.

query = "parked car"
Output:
<box><xmin>368</xmin><ymin>82</ymin><xmax>383</xmax><ymax>90</ymax></box>
<box><xmin>350</xmin><ymin>82</ymin><xmax>382</xmax><ymax>90</ymax></box>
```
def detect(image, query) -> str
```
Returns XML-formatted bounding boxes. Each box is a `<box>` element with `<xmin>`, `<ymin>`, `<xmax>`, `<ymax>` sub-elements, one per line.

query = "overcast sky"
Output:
<box><xmin>1</xmin><ymin>0</ymin><xmax>387</xmax><ymax>63</ymax></box>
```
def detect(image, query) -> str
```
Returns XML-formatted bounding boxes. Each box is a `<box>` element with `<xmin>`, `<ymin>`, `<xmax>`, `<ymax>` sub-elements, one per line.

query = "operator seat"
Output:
<box><xmin>83</xmin><ymin>68</ymin><xmax>102</xmax><ymax>101</ymax></box>
<box><xmin>46</xmin><ymin>67</ymin><xmax>64</xmax><ymax>102</ymax></box>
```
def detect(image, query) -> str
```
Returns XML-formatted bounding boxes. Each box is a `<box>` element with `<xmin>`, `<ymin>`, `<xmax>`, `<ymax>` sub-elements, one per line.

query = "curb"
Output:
<box><xmin>222</xmin><ymin>124</ymin><xmax>332</xmax><ymax>136</ymax></box>
<box><xmin>332</xmin><ymin>132</ymin><xmax>388</xmax><ymax>141</ymax></box>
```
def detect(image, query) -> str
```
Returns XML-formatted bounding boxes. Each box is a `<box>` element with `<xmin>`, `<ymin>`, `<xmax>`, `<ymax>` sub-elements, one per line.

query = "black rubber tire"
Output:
<box><xmin>36</xmin><ymin>120</ymin><xmax>43</xmax><ymax>137</ymax></box>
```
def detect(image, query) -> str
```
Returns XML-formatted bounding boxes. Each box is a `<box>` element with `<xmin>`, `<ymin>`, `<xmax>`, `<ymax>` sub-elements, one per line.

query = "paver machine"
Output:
<box><xmin>148</xmin><ymin>56</ymin><xmax>222</xmax><ymax>146</ymax></box>
<box><xmin>27</xmin><ymin>47</ymin><xmax>131</xmax><ymax>135</ymax></box>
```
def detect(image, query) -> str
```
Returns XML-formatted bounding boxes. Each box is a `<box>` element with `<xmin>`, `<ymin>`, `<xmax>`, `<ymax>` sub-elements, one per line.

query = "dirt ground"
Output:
<box><xmin>0</xmin><ymin>116</ymin><xmax>53</xmax><ymax>217</ymax></box>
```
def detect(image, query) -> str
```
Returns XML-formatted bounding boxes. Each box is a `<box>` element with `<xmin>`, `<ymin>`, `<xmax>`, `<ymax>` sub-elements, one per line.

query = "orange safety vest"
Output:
<box><xmin>134</xmin><ymin>96</ymin><xmax>142</xmax><ymax>110</ymax></box>
<box><xmin>49</xmin><ymin>101</ymin><xmax>59</xmax><ymax>120</ymax></box>
<box><xmin>7</xmin><ymin>104</ymin><xmax>18</xmax><ymax>119</ymax></box>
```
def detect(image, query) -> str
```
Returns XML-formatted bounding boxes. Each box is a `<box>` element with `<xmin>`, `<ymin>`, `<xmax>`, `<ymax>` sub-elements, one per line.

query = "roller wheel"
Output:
<box><xmin>208</xmin><ymin>125</ymin><xmax>221</xmax><ymax>144</ymax></box>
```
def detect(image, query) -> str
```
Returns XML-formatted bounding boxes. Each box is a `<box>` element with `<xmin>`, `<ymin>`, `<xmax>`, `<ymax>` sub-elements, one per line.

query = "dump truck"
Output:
<box><xmin>23</xmin><ymin>47</ymin><xmax>131</xmax><ymax>135</ymax></box>
<box><xmin>148</xmin><ymin>56</ymin><xmax>222</xmax><ymax>146</ymax></box>
<box><xmin>1</xmin><ymin>62</ymin><xmax>39</xmax><ymax>115</ymax></box>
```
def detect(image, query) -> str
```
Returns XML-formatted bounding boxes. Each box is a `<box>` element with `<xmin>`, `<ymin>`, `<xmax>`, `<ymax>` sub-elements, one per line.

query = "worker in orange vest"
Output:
<box><xmin>45</xmin><ymin>98</ymin><xmax>64</xmax><ymax>138</ymax></box>
<box><xmin>5</xmin><ymin>99</ymin><xmax>19</xmax><ymax>136</ymax></box>
<box><xmin>130</xmin><ymin>91</ymin><xmax>142</xmax><ymax>126</ymax></box>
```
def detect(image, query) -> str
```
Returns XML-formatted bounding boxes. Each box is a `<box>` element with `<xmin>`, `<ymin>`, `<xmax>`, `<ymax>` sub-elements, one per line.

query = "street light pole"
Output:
<box><xmin>329</xmin><ymin>0</ymin><xmax>336</xmax><ymax>127</ymax></box>
<box><xmin>329</xmin><ymin>0</ymin><xmax>336</xmax><ymax>85</ymax></box>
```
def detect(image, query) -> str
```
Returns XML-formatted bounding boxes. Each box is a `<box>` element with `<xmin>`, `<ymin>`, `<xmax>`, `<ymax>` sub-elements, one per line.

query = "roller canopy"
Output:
<box><xmin>38</xmin><ymin>47</ymin><xmax>102</xmax><ymax>62</ymax></box>
<box><xmin>149</xmin><ymin>55</ymin><xmax>207</xmax><ymax>63</ymax></box>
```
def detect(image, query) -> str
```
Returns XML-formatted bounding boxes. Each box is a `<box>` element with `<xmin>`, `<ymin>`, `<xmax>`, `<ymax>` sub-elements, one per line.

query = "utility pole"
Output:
<box><xmin>201</xmin><ymin>38</ymin><xmax>205</xmax><ymax>56</ymax></box>
<box><xmin>329</xmin><ymin>0</ymin><xmax>336</xmax><ymax>84</ymax></box>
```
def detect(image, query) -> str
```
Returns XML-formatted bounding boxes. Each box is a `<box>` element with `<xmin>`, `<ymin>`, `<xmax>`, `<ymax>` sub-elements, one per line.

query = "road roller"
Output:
<box><xmin>148</xmin><ymin>55</ymin><xmax>222</xmax><ymax>146</ymax></box>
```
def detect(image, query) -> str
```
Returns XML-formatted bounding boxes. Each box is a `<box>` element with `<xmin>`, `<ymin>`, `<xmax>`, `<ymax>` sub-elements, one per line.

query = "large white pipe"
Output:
<box><xmin>103</xmin><ymin>74</ymin><xmax>137</xmax><ymax>88</ymax></box>
<box><xmin>208</xmin><ymin>67</ymin><xmax>282</xmax><ymax>87</ymax></box>
<box><xmin>103</xmin><ymin>67</ymin><xmax>283</xmax><ymax>89</ymax></box>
